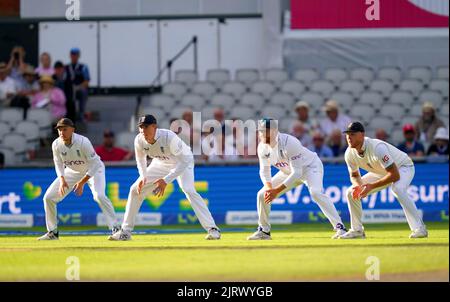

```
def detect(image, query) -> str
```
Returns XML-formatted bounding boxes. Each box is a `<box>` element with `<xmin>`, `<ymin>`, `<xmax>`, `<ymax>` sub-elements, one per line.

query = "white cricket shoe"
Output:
<box><xmin>205</xmin><ymin>228</ymin><xmax>221</xmax><ymax>240</ymax></box>
<box><xmin>331</xmin><ymin>223</ymin><xmax>348</xmax><ymax>239</ymax></box>
<box><xmin>409</xmin><ymin>228</ymin><xmax>428</xmax><ymax>239</ymax></box>
<box><xmin>339</xmin><ymin>229</ymin><xmax>366</xmax><ymax>239</ymax></box>
<box><xmin>37</xmin><ymin>230</ymin><xmax>59</xmax><ymax>241</ymax></box>
<box><xmin>108</xmin><ymin>229</ymin><xmax>132</xmax><ymax>241</ymax></box>
<box><xmin>247</xmin><ymin>229</ymin><xmax>272</xmax><ymax>240</ymax></box>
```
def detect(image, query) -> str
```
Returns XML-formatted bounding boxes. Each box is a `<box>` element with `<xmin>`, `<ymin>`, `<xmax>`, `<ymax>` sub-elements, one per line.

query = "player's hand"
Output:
<box><xmin>137</xmin><ymin>177</ymin><xmax>147</xmax><ymax>195</ymax></box>
<box><xmin>72</xmin><ymin>181</ymin><xmax>85</xmax><ymax>196</ymax></box>
<box><xmin>351</xmin><ymin>186</ymin><xmax>362</xmax><ymax>201</ymax></box>
<box><xmin>264</xmin><ymin>188</ymin><xmax>279</xmax><ymax>204</ymax></box>
<box><xmin>152</xmin><ymin>179</ymin><xmax>167</xmax><ymax>197</ymax></box>
<box><xmin>58</xmin><ymin>177</ymin><xmax>69</xmax><ymax>197</ymax></box>
<box><xmin>359</xmin><ymin>183</ymin><xmax>374</xmax><ymax>199</ymax></box>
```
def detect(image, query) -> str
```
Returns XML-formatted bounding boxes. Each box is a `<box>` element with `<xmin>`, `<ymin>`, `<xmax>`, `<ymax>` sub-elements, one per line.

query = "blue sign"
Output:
<box><xmin>0</xmin><ymin>163</ymin><xmax>448</xmax><ymax>226</ymax></box>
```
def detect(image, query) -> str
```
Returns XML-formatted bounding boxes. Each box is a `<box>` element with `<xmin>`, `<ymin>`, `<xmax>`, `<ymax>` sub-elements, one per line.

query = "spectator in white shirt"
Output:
<box><xmin>0</xmin><ymin>62</ymin><xmax>17</xmax><ymax>107</ymax></box>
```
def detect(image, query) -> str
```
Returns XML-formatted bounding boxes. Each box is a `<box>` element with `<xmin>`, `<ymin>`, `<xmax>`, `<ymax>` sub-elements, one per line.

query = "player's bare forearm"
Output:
<box><xmin>350</xmin><ymin>171</ymin><xmax>363</xmax><ymax>187</ymax></box>
<box><xmin>369</xmin><ymin>164</ymin><xmax>400</xmax><ymax>190</ymax></box>
<box><xmin>264</xmin><ymin>182</ymin><xmax>273</xmax><ymax>190</ymax></box>
<box><xmin>274</xmin><ymin>184</ymin><xmax>286</xmax><ymax>193</ymax></box>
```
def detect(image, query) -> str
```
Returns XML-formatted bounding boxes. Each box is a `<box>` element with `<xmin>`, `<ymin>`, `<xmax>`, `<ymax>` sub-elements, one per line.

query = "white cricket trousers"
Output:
<box><xmin>346</xmin><ymin>165</ymin><xmax>425</xmax><ymax>232</ymax></box>
<box><xmin>257</xmin><ymin>156</ymin><xmax>344</xmax><ymax>233</ymax></box>
<box><xmin>43</xmin><ymin>167</ymin><xmax>118</xmax><ymax>232</ymax></box>
<box><xmin>121</xmin><ymin>161</ymin><xmax>218</xmax><ymax>232</ymax></box>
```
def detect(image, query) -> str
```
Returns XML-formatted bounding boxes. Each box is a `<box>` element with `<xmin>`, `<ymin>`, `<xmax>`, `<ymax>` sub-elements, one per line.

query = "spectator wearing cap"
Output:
<box><xmin>319</xmin><ymin>100</ymin><xmax>351</xmax><ymax>139</ymax></box>
<box><xmin>290</xmin><ymin>120</ymin><xmax>312</xmax><ymax>148</ymax></box>
<box><xmin>415</xmin><ymin>102</ymin><xmax>445</xmax><ymax>147</ymax></box>
<box><xmin>397</xmin><ymin>124</ymin><xmax>425</xmax><ymax>157</ymax></box>
<box><xmin>0</xmin><ymin>62</ymin><xmax>17</xmax><ymax>107</ymax></box>
<box><xmin>294</xmin><ymin>101</ymin><xmax>318</xmax><ymax>133</ymax></box>
<box><xmin>309</xmin><ymin>131</ymin><xmax>334</xmax><ymax>158</ymax></box>
<box><xmin>327</xmin><ymin>129</ymin><xmax>347</xmax><ymax>157</ymax></box>
<box><xmin>95</xmin><ymin>130</ymin><xmax>133</xmax><ymax>162</ymax></box>
<box><xmin>10</xmin><ymin>64</ymin><xmax>39</xmax><ymax>117</ymax></box>
<box><xmin>53</xmin><ymin>61</ymin><xmax>76</xmax><ymax>122</ymax></box>
<box><xmin>427</xmin><ymin>127</ymin><xmax>449</xmax><ymax>156</ymax></box>
<box><xmin>35</xmin><ymin>52</ymin><xmax>54</xmax><ymax>77</ymax></box>
<box><xmin>65</xmin><ymin>47</ymin><xmax>90</xmax><ymax>122</ymax></box>
<box><xmin>31</xmin><ymin>75</ymin><xmax>67</xmax><ymax>123</ymax></box>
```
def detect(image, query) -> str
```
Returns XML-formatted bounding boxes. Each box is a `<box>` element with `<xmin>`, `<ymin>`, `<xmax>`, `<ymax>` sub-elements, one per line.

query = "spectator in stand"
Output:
<box><xmin>290</xmin><ymin>120</ymin><xmax>312</xmax><ymax>148</ymax></box>
<box><xmin>35</xmin><ymin>52</ymin><xmax>54</xmax><ymax>77</ymax></box>
<box><xmin>53</xmin><ymin>61</ymin><xmax>76</xmax><ymax>121</ymax></box>
<box><xmin>0</xmin><ymin>152</ymin><xmax>4</xmax><ymax>169</ymax></box>
<box><xmin>31</xmin><ymin>75</ymin><xmax>67</xmax><ymax>123</ymax></box>
<box><xmin>415</xmin><ymin>102</ymin><xmax>446</xmax><ymax>147</ymax></box>
<box><xmin>427</xmin><ymin>127</ymin><xmax>449</xmax><ymax>156</ymax></box>
<box><xmin>0</xmin><ymin>62</ymin><xmax>17</xmax><ymax>107</ymax></box>
<box><xmin>397</xmin><ymin>124</ymin><xmax>425</xmax><ymax>157</ymax></box>
<box><xmin>95</xmin><ymin>130</ymin><xmax>133</xmax><ymax>162</ymax></box>
<box><xmin>10</xmin><ymin>65</ymin><xmax>39</xmax><ymax>118</ymax></box>
<box><xmin>309</xmin><ymin>131</ymin><xmax>334</xmax><ymax>158</ymax></box>
<box><xmin>294</xmin><ymin>101</ymin><xmax>318</xmax><ymax>133</ymax></box>
<box><xmin>328</xmin><ymin>129</ymin><xmax>346</xmax><ymax>157</ymax></box>
<box><xmin>6</xmin><ymin>46</ymin><xmax>27</xmax><ymax>82</ymax></box>
<box><xmin>65</xmin><ymin>47</ymin><xmax>90</xmax><ymax>122</ymax></box>
<box><xmin>319</xmin><ymin>100</ymin><xmax>351</xmax><ymax>138</ymax></box>
<box><xmin>375</xmin><ymin>128</ymin><xmax>389</xmax><ymax>142</ymax></box>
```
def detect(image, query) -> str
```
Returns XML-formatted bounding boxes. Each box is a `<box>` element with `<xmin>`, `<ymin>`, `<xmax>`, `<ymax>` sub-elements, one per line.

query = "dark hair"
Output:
<box><xmin>0</xmin><ymin>152</ymin><xmax>4</xmax><ymax>167</ymax></box>
<box><xmin>54</xmin><ymin>61</ymin><xmax>64</xmax><ymax>68</ymax></box>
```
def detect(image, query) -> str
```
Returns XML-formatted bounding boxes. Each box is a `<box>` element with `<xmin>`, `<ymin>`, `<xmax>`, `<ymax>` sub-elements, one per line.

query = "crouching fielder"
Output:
<box><xmin>247</xmin><ymin>118</ymin><xmax>347</xmax><ymax>240</ymax></box>
<box><xmin>38</xmin><ymin>118</ymin><xmax>119</xmax><ymax>240</ymax></box>
<box><xmin>109</xmin><ymin>115</ymin><xmax>220</xmax><ymax>241</ymax></box>
<box><xmin>340</xmin><ymin>122</ymin><xmax>427</xmax><ymax>239</ymax></box>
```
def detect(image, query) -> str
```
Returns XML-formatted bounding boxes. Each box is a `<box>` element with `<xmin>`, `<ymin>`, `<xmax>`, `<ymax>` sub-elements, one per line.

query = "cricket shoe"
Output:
<box><xmin>205</xmin><ymin>228</ymin><xmax>221</xmax><ymax>240</ymax></box>
<box><xmin>409</xmin><ymin>227</ymin><xmax>428</xmax><ymax>239</ymax></box>
<box><xmin>111</xmin><ymin>226</ymin><xmax>121</xmax><ymax>235</ymax></box>
<box><xmin>37</xmin><ymin>230</ymin><xmax>59</xmax><ymax>241</ymax></box>
<box><xmin>331</xmin><ymin>223</ymin><xmax>348</xmax><ymax>239</ymax></box>
<box><xmin>108</xmin><ymin>229</ymin><xmax>132</xmax><ymax>241</ymax></box>
<box><xmin>247</xmin><ymin>228</ymin><xmax>272</xmax><ymax>240</ymax></box>
<box><xmin>339</xmin><ymin>229</ymin><xmax>366</xmax><ymax>239</ymax></box>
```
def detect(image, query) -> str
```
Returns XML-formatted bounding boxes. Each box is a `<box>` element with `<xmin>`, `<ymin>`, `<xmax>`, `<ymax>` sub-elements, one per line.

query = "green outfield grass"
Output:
<box><xmin>0</xmin><ymin>222</ymin><xmax>448</xmax><ymax>281</ymax></box>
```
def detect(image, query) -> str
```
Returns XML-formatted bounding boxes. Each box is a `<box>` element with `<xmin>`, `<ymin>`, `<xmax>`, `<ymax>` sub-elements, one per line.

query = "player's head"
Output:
<box><xmin>103</xmin><ymin>130</ymin><xmax>115</xmax><ymax>148</ymax></box>
<box><xmin>70</xmin><ymin>47</ymin><xmax>80</xmax><ymax>64</ymax></box>
<box><xmin>343</xmin><ymin>121</ymin><xmax>365</xmax><ymax>148</ymax></box>
<box><xmin>138</xmin><ymin>114</ymin><xmax>158</xmax><ymax>143</ymax></box>
<box><xmin>258</xmin><ymin>118</ymin><xmax>278</xmax><ymax>146</ymax></box>
<box><xmin>55</xmin><ymin>118</ymin><xmax>75</xmax><ymax>142</ymax></box>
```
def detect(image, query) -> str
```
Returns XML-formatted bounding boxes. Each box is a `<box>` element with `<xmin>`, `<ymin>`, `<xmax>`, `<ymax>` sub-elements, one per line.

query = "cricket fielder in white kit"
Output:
<box><xmin>109</xmin><ymin>114</ymin><xmax>220</xmax><ymax>241</ymax></box>
<box><xmin>248</xmin><ymin>118</ymin><xmax>347</xmax><ymax>240</ymax></box>
<box><xmin>37</xmin><ymin>118</ymin><xmax>119</xmax><ymax>240</ymax></box>
<box><xmin>339</xmin><ymin>122</ymin><xmax>428</xmax><ymax>239</ymax></box>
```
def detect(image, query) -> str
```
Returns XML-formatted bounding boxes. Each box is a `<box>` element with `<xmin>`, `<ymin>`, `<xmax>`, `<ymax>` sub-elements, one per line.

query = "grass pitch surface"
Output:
<box><xmin>0</xmin><ymin>222</ymin><xmax>448</xmax><ymax>281</ymax></box>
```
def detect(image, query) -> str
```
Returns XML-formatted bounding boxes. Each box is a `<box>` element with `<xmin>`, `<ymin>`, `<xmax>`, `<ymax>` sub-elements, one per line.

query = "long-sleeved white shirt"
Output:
<box><xmin>52</xmin><ymin>133</ymin><xmax>103</xmax><ymax>177</ymax></box>
<box><xmin>134</xmin><ymin>128</ymin><xmax>193</xmax><ymax>184</ymax></box>
<box><xmin>258</xmin><ymin>132</ymin><xmax>317</xmax><ymax>188</ymax></box>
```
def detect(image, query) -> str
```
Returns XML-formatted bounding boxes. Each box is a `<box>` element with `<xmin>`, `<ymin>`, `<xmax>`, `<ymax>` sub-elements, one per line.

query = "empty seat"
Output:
<box><xmin>350</xmin><ymin>67</ymin><xmax>375</xmax><ymax>86</ymax></box>
<box><xmin>0</xmin><ymin>122</ymin><xmax>10</xmax><ymax>142</ymax></box>
<box><xmin>369</xmin><ymin>117</ymin><xmax>394</xmax><ymax>132</ymax></box>
<box><xmin>229</xmin><ymin>106</ymin><xmax>254</xmax><ymax>120</ymax></box>
<box><xmin>409</xmin><ymin>104</ymin><xmax>424</xmax><ymax>116</ymax></box>
<box><xmin>235</xmin><ymin>69</ymin><xmax>260</xmax><ymax>87</ymax></box>
<box><xmin>399</xmin><ymin>79</ymin><xmax>424</xmax><ymax>97</ymax></box>
<box><xmin>264</xmin><ymin>68</ymin><xmax>289</xmax><ymax>87</ymax></box>
<box><xmin>441</xmin><ymin>102</ymin><xmax>449</xmax><ymax>116</ymax></box>
<box><xmin>240</xmin><ymin>93</ymin><xmax>265</xmax><ymax>110</ymax></box>
<box><xmin>436</xmin><ymin>66</ymin><xmax>449</xmax><ymax>80</ymax></box>
<box><xmin>340</xmin><ymin>80</ymin><xmax>365</xmax><ymax>97</ymax></box>
<box><xmin>310</xmin><ymin>80</ymin><xmax>335</xmax><ymax>97</ymax></box>
<box><xmin>280</xmin><ymin>80</ymin><xmax>305</xmax><ymax>98</ymax></box>
<box><xmin>174</xmin><ymin>70</ymin><xmax>198</xmax><ymax>87</ymax></box>
<box><xmin>293</xmin><ymin>68</ymin><xmax>320</xmax><ymax>85</ymax></box>
<box><xmin>141</xmin><ymin>107</ymin><xmax>166</xmax><ymax>119</ymax></box>
<box><xmin>401</xmin><ymin>116</ymin><xmax>419</xmax><ymax>127</ymax></box>
<box><xmin>300</xmin><ymin>92</ymin><xmax>324</xmax><ymax>111</ymax></box>
<box><xmin>201</xmin><ymin>106</ymin><xmax>220</xmax><ymax>120</ymax></box>
<box><xmin>210</xmin><ymin>93</ymin><xmax>236</xmax><ymax>109</ymax></box>
<box><xmin>359</xmin><ymin>91</ymin><xmax>384</xmax><ymax>109</ymax></box>
<box><xmin>391</xmin><ymin>129</ymin><xmax>405</xmax><ymax>145</ymax></box>
<box><xmin>148</xmin><ymin>94</ymin><xmax>176</xmax><ymax>110</ymax></box>
<box><xmin>191</xmin><ymin>81</ymin><xmax>217</xmax><ymax>99</ymax></box>
<box><xmin>324</xmin><ymin>68</ymin><xmax>348</xmax><ymax>85</ymax></box>
<box><xmin>429</xmin><ymin>79</ymin><xmax>449</xmax><ymax>98</ymax></box>
<box><xmin>15</xmin><ymin>121</ymin><xmax>40</xmax><ymax>150</ymax></box>
<box><xmin>369</xmin><ymin>80</ymin><xmax>394</xmax><ymax>97</ymax></box>
<box><xmin>418</xmin><ymin>90</ymin><xmax>444</xmax><ymax>108</ymax></box>
<box><xmin>116</xmin><ymin>132</ymin><xmax>136</xmax><ymax>149</ymax></box>
<box><xmin>27</xmin><ymin>108</ymin><xmax>52</xmax><ymax>137</ymax></box>
<box><xmin>0</xmin><ymin>147</ymin><xmax>15</xmax><ymax>166</ymax></box>
<box><xmin>351</xmin><ymin>104</ymin><xmax>375</xmax><ymax>124</ymax></box>
<box><xmin>329</xmin><ymin>92</ymin><xmax>354</xmax><ymax>111</ymax></box>
<box><xmin>1</xmin><ymin>133</ymin><xmax>27</xmax><ymax>158</ymax></box>
<box><xmin>251</xmin><ymin>81</ymin><xmax>276</xmax><ymax>99</ymax></box>
<box><xmin>261</xmin><ymin>105</ymin><xmax>287</xmax><ymax>120</ymax></box>
<box><xmin>279</xmin><ymin>118</ymin><xmax>297</xmax><ymax>132</ymax></box>
<box><xmin>206</xmin><ymin>69</ymin><xmax>231</xmax><ymax>88</ymax></box>
<box><xmin>270</xmin><ymin>92</ymin><xmax>295</xmax><ymax>109</ymax></box>
<box><xmin>180</xmin><ymin>94</ymin><xmax>206</xmax><ymax>110</ymax></box>
<box><xmin>162</xmin><ymin>82</ymin><xmax>187</xmax><ymax>100</ymax></box>
<box><xmin>221</xmin><ymin>81</ymin><xmax>247</xmax><ymax>99</ymax></box>
<box><xmin>389</xmin><ymin>90</ymin><xmax>414</xmax><ymax>108</ymax></box>
<box><xmin>168</xmin><ymin>106</ymin><xmax>194</xmax><ymax>120</ymax></box>
<box><xmin>378</xmin><ymin>66</ymin><xmax>402</xmax><ymax>85</ymax></box>
<box><xmin>408</xmin><ymin>66</ymin><xmax>433</xmax><ymax>84</ymax></box>
<box><xmin>379</xmin><ymin>104</ymin><xmax>405</xmax><ymax>120</ymax></box>
<box><xmin>0</xmin><ymin>108</ymin><xmax>23</xmax><ymax>127</ymax></box>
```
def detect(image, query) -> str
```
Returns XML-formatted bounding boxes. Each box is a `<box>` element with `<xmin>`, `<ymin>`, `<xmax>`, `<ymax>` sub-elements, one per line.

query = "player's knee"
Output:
<box><xmin>43</xmin><ymin>191</ymin><xmax>56</xmax><ymax>204</ymax></box>
<box><xmin>130</xmin><ymin>184</ymin><xmax>139</xmax><ymax>195</ymax></box>
<box><xmin>181</xmin><ymin>187</ymin><xmax>198</xmax><ymax>197</ymax></box>
<box><xmin>93</xmin><ymin>192</ymin><xmax>106</xmax><ymax>203</ymax></box>
<box><xmin>391</xmin><ymin>183</ymin><xmax>407</xmax><ymax>195</ymax></box>
<box><xmin>346</xmin><ymin>187</ymin><xmax>353</xmax><ymax>199</ymax></box>
<box><xmin>309</xmin><ymin>188</ymin><xmax>323</xmax><ymax>201</ymax></box>
<box><xmin>257</xmin><ymin>188</ymin><xmax>265</xmax><ymax>200</ymax></box>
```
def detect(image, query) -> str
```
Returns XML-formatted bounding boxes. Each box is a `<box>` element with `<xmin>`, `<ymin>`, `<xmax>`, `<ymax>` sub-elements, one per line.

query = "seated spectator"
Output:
<box><xmin>397</xmin><ymin>124</ymin><xmax>425</xmax><ymax>157</ymax></box>
<box><xmin>328</xmin><ymin>129</ymin><xmax>346</xmax><ymax>157</ymax></box>
<box><xmin>319</xmin><ymin>100</ymin><xmax>351</xmax><ymax>138</ymax></box>
<box><xmin>6</xmin><ymin>46</ymin><xmax>27</xmax><ymax>82</ymax></box>
<box><xmin>53</xmin><ymin>60</ymin><xmax>75</xmax><ymax>122</ymax></box>
<box><xmin>31</xmin><ymin>75</ymin><xmax>67</xmax><ymax>123</ymax></box>
<box><xmin>427</xmin><ymin>127</ymin><xmax>449</xmax><ymax>156</ymax></box>
<box><xmin>294</xmin><ymin>101</ymin><xmax>318</xmax><ymax>132</ymax></box>
<box><xmin>290</xmin><ymin>120</ymin><xmax>312</xmax><ymax>148</ymax></box>
<box><xmin>95</xmin><ymin>130</ymin><xmax>133</xmax><ymax>162</ymax></box>
<box><xmin>0</xmin><ymin>62</ymin><xmax>17</xmax><ymax>107</ymax></box>
<box><xmin>375</xmin><ymin>128</ymin><xmax>389</xmax><ymax>142</ymax></box>
<box><xmin>310</xmin><ymin>131</ymin><xmax>334</xmax><ymax>158</ymax></box>
<box><xmin>0</xmin><ymin>151</ymin><xmax>4</xmax><ymax>169</ymax></box>
<box><xmin>10</xmin><ymin>65</ymin><xmax>39</xmax><ymax>117</ymax></box>
<box><xmin>415</xmin><ymin>102</ymin><xmax>445</xmax><ymax>148</ymax></box>
<box><xmin>35</xmin><ymin>52</ymin><xmax>54</xmax><ymax>77</ymax></box>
